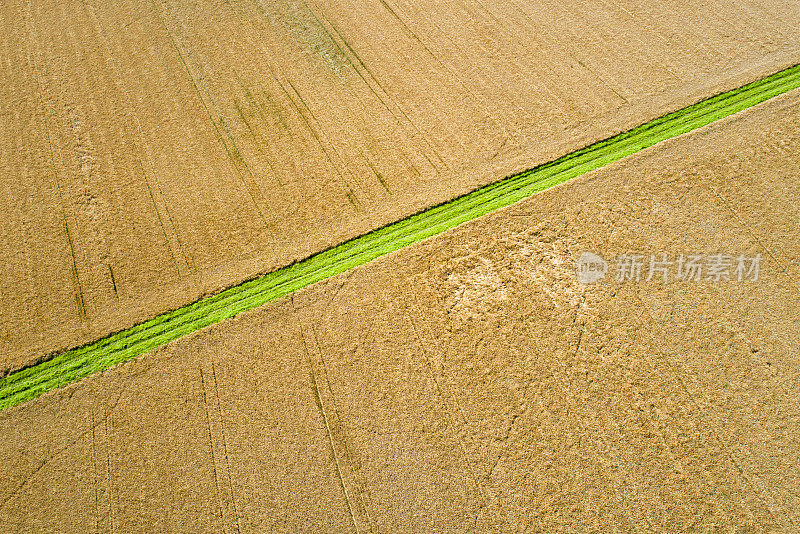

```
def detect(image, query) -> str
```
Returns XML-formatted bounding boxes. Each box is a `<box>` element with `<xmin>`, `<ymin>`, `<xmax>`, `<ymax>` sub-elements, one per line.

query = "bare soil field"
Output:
<box><xmin>2</xmin><ymin>0</ymin><xmax>800</xmax><ymax>372</ymax></box>
<box><xmin>1</xmin><ymin>88</ymin><xmax>798</xmax><ymax>532</ymax></box>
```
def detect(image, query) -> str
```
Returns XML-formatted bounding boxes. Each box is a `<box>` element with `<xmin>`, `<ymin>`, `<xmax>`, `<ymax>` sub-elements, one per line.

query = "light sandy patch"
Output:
<box><xmin>444</xmin><ymin>256</ymin><xmax>508</xmax><ymax>326</ymax></box>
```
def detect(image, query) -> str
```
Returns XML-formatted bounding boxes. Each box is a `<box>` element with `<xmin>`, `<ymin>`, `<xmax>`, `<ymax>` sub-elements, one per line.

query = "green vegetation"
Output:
<box><xmin>2</xmin><ymin>63</ymin><xmax>799</xmax><ymax>412</ymax></box>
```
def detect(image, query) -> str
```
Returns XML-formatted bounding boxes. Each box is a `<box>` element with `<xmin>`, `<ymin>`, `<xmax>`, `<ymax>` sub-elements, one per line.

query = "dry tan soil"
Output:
<box><xmin>1</xmin><ymin>87</ymin><xmax>798</xmax><ymax>532</ymax></box>
<box><xmin>2</xmin><ymin>0</ymin><xmax>800</xmax><ymax>372</ymax></box>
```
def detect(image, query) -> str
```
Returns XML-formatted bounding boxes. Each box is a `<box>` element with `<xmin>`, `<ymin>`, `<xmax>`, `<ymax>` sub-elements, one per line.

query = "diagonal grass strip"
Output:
<box><xmin>2</xmin><ymin>63</ymin><xmax>800</xmax><ymax>412</ymax></box>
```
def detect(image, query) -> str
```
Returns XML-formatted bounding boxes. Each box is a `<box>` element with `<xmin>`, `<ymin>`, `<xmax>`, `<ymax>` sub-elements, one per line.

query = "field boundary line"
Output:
<box><xmin>2</xmin><ymin>63</ymin><xmax>800</xmax><ymax>411</ymax></box>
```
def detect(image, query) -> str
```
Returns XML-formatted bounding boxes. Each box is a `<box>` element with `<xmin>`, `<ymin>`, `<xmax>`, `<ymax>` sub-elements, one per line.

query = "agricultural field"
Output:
<box><xmin>2</xmin><ymin>0</ymin><xmax>800</xmax><ymax>373</ymax></box>
<box><xmin>2</xmin><ymin>88</ymin><xmax>800</xmax><ymax>532</ymax></box>
<box><xmin>2</xmin><ymin>0</ymin><xmax>800</xmax><ymax>532</ymax></box>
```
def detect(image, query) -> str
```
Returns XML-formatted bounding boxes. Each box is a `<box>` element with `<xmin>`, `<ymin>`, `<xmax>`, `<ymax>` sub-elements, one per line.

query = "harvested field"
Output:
<box><xmin>2</xmin><ymin>85</ymin><xmax>799</xmax><ymax>532</ymax></box>
<box><xmin>3</xmin><ymin>63</ymin><xmax>800</xmax><ymax>411</ymax></box>
<box><xmin>3</xmin><ymin>0</ymin><xmax>800</xmax><ymax>373</ymax></box>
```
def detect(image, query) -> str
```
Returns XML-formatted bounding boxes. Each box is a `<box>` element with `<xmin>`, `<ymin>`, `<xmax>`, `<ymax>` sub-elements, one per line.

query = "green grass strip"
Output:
<box><xmin>2</xmin><ymin>63</ymin><xmax>799</xmax><ymax>411</ymax></box>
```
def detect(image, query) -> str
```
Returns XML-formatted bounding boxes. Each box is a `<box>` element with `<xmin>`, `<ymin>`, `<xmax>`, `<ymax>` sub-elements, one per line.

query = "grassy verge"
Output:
<box><xmin>2</xmin><ymin>63</ymin><xmax>799</xmax><ymax>411</ymax></box>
